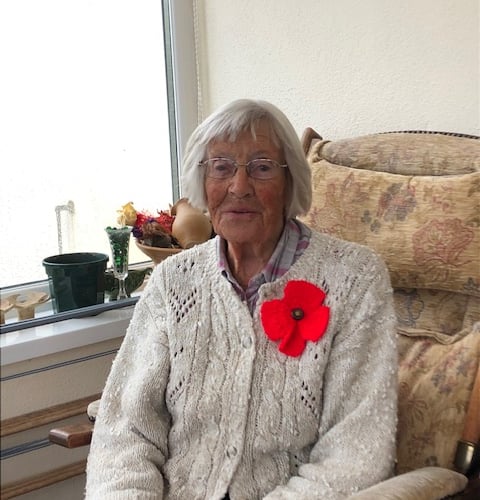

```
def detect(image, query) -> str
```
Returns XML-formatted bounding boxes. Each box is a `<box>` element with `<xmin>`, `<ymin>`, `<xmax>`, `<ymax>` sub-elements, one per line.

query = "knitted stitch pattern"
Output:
<box><xmin>85</xmin><ymin>230</ymin><xmax>398</xmax><ymax>500</ymax></box>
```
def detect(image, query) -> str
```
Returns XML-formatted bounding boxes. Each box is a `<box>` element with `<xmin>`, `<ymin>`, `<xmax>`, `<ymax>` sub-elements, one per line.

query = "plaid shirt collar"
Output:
<box><xmin>217</xmin><ymin>219</ymin><xmax>311</xmax><ymax>312</ymax></box>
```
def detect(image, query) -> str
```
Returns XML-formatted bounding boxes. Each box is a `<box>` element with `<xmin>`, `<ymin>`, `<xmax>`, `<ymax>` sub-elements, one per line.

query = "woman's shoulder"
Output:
<box><xmin>305</xmin><ymin>229</ymin><xmax>390</xmax><ymax>277</ymax></box>
<box><xmin>149</xmin><ymin>239</ymin><xmax>218</xmax><ymax>283</ymax></box>
<box><xmin>309</xmin><ymin>229</ymin><xmax>378</xmax><ymax>256</ymax></box>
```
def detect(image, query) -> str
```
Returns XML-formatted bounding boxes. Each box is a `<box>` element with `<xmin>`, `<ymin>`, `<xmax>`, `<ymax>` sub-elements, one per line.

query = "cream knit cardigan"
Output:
<box><xmin>85</xmin><ymin>231</ymin><xmax>398</xmax><ymax>500</ymax></box>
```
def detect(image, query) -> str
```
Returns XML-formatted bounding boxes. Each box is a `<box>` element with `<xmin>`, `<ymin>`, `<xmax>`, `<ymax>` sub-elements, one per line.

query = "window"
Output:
<box><xmin>0</xmin><ymin>0</ymin><xmax>197</xmax><ymax>291</ymax></box>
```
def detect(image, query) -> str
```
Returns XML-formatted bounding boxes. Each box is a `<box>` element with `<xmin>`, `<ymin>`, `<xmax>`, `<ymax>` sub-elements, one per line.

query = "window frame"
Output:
<box><xmin>0</xmin><ymin>0</ymin><xmax>198</xmax><ymax>335</ymax></box>
<box><xmin>163</xmin><ymin>0</ymin><xmax>199</xmax><ymax>199</ymax></box>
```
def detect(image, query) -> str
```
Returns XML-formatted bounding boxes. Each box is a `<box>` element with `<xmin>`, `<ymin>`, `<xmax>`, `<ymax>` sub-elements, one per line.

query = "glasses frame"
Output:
<box><xmin>199</xmin><ymin>157</ymin><xmax>288</xmax><ymax>180</ymax></box>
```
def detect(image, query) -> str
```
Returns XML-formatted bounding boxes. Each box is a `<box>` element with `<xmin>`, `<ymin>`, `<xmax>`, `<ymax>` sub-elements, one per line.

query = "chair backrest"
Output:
<box><xmin>301</xmin><ymin>129</ymin><xmax>480</xmax><ymax>474</ymax></box>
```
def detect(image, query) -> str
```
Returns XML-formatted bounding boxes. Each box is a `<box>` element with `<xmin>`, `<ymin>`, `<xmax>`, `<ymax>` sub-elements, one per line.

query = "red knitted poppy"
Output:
<box><xmin>260</xmin><ymin>280</ymin><xmax>330</xmax><ymax>357</ymax></box>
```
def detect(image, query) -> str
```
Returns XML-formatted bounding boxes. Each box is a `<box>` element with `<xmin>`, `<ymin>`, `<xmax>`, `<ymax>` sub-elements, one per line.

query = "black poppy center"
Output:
<box><xmin>291</xmin><ymin>308</ymin><xmax>304</xmax><ymax>320</ymax></box>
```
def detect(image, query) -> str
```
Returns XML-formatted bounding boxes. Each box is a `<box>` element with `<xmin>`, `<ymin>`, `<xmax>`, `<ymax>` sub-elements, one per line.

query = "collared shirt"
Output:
<box><xmin>217</xmin><ymin>219</ymin><xmax>311</xmax><ymax>313</ymax></box>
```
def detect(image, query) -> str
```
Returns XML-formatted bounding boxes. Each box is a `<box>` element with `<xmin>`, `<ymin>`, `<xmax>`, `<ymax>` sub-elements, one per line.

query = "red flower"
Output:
<box><xmin>135</xmin><ymin>212</ymin><xmax>151</xmax><ymax>230</ymax></box>
<box><xmin>260</xmin><ymin>280</ymin><xmax>330</xmax><ymax>357</ymax></box>
<box><xmin>155</xmin><ymin>211</ymin><xmax>175</xmax><ymax>233</ymax></box>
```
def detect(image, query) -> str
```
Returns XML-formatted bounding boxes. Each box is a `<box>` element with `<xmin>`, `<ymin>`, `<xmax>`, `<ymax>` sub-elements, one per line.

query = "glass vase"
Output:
<box><xmin>105</xmin><ymin>226</ymin><xmax>131</xmax><ymax>300</ymax></box>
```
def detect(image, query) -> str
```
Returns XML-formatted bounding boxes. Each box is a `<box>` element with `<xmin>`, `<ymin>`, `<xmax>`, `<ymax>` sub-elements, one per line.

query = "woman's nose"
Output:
<box><xmin>228</xmin><ymin>166</ymin><xmax>254</xmax><ymax>197</ymax></box>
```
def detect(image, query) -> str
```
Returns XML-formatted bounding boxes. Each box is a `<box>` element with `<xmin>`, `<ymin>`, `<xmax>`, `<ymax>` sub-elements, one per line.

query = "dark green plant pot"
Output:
<box><xmin>43</xmin><ymin>252</ymin><xmax>109</xmax><ymax>313</ymax></box>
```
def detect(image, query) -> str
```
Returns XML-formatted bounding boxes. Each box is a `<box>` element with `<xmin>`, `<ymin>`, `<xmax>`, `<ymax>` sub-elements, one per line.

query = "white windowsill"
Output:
<box><xmin>0</xmin><ymin>261</ymin><xmax>153</xmax><ymax>366</ymax></box>
<box><xmin>0</xmin><ymin>305</ymin><xmax>134</xmax><ymax>366</ymax></box>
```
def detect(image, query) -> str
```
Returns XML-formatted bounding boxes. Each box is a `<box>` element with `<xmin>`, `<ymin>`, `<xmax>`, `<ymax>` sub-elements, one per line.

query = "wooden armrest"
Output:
<box><xmin>49</xmin><ymin>423</ymin><xmax>94</xmax><ymax>448</ymax></box>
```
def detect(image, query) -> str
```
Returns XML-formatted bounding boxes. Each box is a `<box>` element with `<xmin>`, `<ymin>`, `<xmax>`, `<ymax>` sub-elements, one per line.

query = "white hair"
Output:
<box><xmin>181</xmin><ymin>98</ymin><xmax>312</xmax><ymax>219</ymax></box>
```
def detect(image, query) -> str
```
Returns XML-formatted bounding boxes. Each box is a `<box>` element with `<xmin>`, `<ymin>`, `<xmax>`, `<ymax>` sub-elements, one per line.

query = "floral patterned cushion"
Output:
<box><xmin>320</xmin><ymin>132</ymin><xmax>480</xmax><ymax>175</ymax></box>
<box><xmin>304</xmin><ymin>135</ymin><xmax>480</xmax><ymax>296</ymax></box>
<box><xmin>393</xmin><ymin>288</ymin><xmax>480</xmax><ymax>336</ymax></box>
<box><xmin>396</xmin><ymin>325</ymin><xmax>480</xmax><ymax>474</ymax></box>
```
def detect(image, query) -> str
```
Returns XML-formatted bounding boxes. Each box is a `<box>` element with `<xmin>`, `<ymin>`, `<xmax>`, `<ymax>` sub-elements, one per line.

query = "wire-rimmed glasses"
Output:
<box><xmin>200</xmin><ymin>157</ymin><xmax>288</xmax><ymax>180</ymax></box>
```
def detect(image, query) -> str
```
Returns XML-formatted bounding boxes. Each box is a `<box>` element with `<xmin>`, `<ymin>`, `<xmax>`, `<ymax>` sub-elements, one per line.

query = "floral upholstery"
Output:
<box><xmin>396</xmin><ymin>325</ymin><xmax>480</xmax><ymax>473</ymax></box>
<box><xmin>302</xmin><ymin>131</ymin><xmax>480</xmax><ymax>478</ymax></box>
<box><xmin>318</xmin><ymin>132</ymin><xmax>479</xmax><ymax>175</ymax></box>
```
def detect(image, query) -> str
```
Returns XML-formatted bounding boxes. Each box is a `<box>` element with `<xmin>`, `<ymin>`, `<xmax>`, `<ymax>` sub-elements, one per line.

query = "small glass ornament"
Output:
<box><xmin>105</xmin><ymin>226</ymin><xmax>131</xmax><ymax>300</ymax></box>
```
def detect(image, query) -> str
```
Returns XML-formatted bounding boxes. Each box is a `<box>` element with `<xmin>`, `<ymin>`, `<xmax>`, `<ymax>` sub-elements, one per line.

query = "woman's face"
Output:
<box><xmin>204</xmin><ymin>120</ymin><xmax>288</xmax><ymax>253</ymax></box>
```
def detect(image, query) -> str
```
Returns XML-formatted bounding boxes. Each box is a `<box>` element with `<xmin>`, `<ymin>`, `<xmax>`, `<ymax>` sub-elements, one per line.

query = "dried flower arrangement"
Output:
<box><xmin>117</xmin><ymin>202</ymin><xmax>179</xmax><ymax>248</ymax></box>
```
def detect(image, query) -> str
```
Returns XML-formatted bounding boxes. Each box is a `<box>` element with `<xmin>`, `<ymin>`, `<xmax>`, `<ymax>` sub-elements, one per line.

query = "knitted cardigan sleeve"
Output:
<box><xmin>263</xmin><ymin>251</ymin><xmax>398</xmax><ymax>499</ymax></box>
<box><xmin>85</xmin><ymin>273</ymin><xmax>172</xmax><ymax>499</ymax></box>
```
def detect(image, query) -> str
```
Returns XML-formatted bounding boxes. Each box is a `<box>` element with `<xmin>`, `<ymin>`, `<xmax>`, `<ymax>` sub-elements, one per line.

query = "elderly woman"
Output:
<box><xmin>85</xmin><ymin>99</ymin><xmax>397</xmax><ymax>499</ymax></box>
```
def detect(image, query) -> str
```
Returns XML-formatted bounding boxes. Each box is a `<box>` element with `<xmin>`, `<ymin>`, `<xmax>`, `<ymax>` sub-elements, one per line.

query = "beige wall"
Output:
<box><xmin>194</xmin><ymin>0</ymin><xmax>479</xmax><ymax>139</ymax></box>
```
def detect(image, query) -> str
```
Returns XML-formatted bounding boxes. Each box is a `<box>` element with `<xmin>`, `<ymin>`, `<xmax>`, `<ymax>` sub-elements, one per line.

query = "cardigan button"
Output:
<box><xmin>242</xmin><ymin>337</ymin><xmax>253</xmax><ymax>348</ymax></box>
<box><xmin>226</xmin><ymin>445</ymin><xmax>237</xmax><ymax>458</ymax></box>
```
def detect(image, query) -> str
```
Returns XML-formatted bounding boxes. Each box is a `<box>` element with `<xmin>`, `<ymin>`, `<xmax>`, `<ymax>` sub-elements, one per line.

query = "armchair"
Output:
<box><xmin>300</xmin><ymin>128</ymin><xmax>480</xmax><ymax>498</ymax></box>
